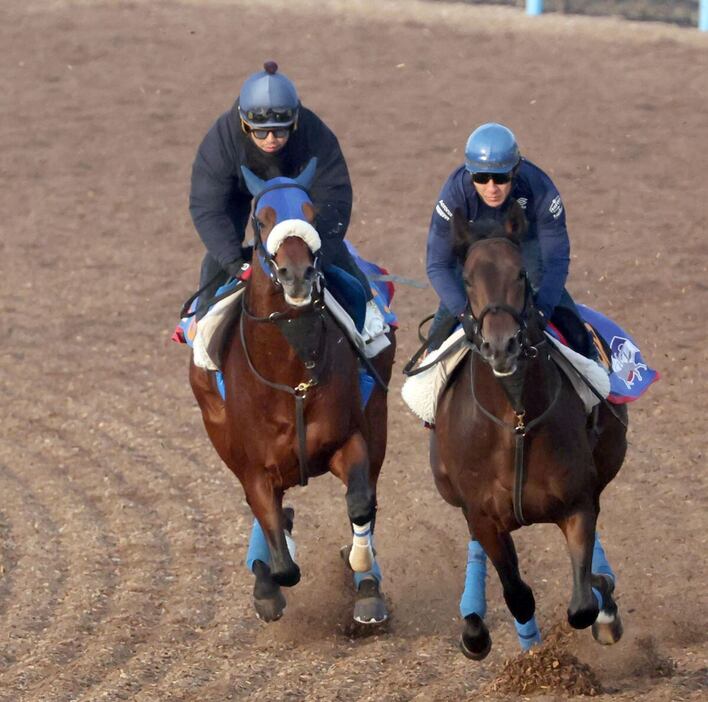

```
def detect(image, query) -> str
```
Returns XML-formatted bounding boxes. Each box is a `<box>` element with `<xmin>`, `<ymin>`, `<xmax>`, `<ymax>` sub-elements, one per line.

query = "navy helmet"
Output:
<box><xmin>464</xmin><ymin>123</ymin><xmax>521</xmax><ymax>174</ymax></box>
<box><xmin>238</xmin><ymin>61</ymin><xmax>300</xmax><ymax>130</ymax></box>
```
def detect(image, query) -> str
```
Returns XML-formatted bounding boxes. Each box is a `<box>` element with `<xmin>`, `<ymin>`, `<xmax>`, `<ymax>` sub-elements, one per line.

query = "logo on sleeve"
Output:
<box><xmin>435</xmin><ymin>199</ymin><xmax>452</xmax><ymax>221</ymax></box>
<box><xmin>516</xmin><ymin>197</ymin><xmax>528</xmax><ymax>210</ymax></box>
<box><xmin>549</xmin><ymin>195</ymin><xmax>563</xmax><ymax>219</ymax></box>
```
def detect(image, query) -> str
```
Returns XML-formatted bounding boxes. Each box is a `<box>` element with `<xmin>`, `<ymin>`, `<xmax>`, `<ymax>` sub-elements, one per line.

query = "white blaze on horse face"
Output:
<box><xmin>348</xmin><ymin>521</ymin><xmax>374</xmax><ymax>572</ymax></box>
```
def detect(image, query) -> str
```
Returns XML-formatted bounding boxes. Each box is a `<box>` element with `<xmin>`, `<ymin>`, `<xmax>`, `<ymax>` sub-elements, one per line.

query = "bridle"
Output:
<box><xmin>458</xmin><ymin>237</ymin><xmax>538</xmax><ymax>360</ymax></box>
<box><xmin>459</xmin><ymin>235</ymin><xmax>560</xmax><ymax>527</ymax></box>
<box><xmin>249</xmin><ymin>181</ymin><xmax>324</xmax><ymax>291</ymax></box>
<box><xmin>240</xmin><ymin>182</ymin><xmax>327</xmax><ymax>488</ymax></box>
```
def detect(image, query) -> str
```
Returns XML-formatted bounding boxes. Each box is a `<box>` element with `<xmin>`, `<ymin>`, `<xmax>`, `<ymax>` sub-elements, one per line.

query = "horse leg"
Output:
<box><xmin>245</xmin><ymin>507</ymin><xmax>296</xmax><ymax>622</ymax></box>
<box><xmin>590</xmin><ymin>533</ymin><xmax>623</xmax><ymax>644</ymax></box>
<box><xmin>559</xmin><ymin>509</ymin><xmax>600</xmax><ymax>629</ymax></box>
<box><xmin>244</xmin><ymin>475</ymin><xmax>300</xmax><ymax>588</ymax></box>
<box><xmin>330</xmin><ymin>432</ymin><xmax>375</xmax><ymax>573</ymax></box>
<box><xmin>458</xmin><ymin>539</ymin><xmax>492</xmax><ymax>660</ymax></box>
<box><xmin>481</xmin><ymin>526</ymin><xmax>535</xmax><ymax>623</ymax></box>
<box><xmin>350</xmin><ymin>520</ymin><xmax>388</xmax><ymax>625</ymax></box>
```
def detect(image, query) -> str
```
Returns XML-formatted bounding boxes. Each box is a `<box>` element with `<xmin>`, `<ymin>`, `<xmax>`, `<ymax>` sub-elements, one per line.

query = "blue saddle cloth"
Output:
<box><xmin>577</xmin><ymin>304</ymin><xmax>659</xmax><ymax>403</ymax></box>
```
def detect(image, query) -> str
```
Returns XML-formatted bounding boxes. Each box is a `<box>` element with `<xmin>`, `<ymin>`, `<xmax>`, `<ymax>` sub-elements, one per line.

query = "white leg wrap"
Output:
<box><xmin>285</xmin><ymin>531</ymin><xmax>297</xmax><ymax>563</ymax></box>
<box><xmin>348</xmin><ymin>521</ymin><xmax>374</xmax><ymax>572</ymax></box>
<box><xmin>595</xmin><ymin>609</ymin><xmax>616</xmax><ymax>624</ymax></box>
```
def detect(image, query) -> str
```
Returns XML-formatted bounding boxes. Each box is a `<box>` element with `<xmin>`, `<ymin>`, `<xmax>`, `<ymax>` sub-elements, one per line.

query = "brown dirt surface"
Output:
<box><xmin>1</xmin><ymin>1</ymin><xmax>707</xmax><ymax>701</ymax></box>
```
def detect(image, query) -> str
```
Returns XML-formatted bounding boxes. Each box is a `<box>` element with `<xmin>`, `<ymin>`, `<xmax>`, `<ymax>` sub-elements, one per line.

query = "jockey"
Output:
<box><xmin>425</xmin><ymin>122</ymin><xmax>597</xmax><ymax>360</ymax></box>
<box><xmin>189</xmin><ymin>60</ymin><xmax>384</xmax><ymax>336</ymax></box>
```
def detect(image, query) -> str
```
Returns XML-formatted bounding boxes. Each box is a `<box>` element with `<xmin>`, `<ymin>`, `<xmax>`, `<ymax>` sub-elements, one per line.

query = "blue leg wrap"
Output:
<box><xmin>353</xmin><ymin>535</ymin><xmax>382</xmax><ymax>587</ymax></box>
<box><xmin>246</xmin><ymin>518</ymin><xmax>271</xmax><ymax>572</ymax></box>
<box><xmin>514</xmin><ymin>615</ymin><xmax>542</xmax><ymax>651</ymax></box>
<box><xmin>591</xmin><ymin>533</ymin><xmax>615</xmax><ymax>609</ymax></box>
<box><xmin>460</xmin><ymin>540</ymin><xmax>487</xmax><ymax>619</ymax></box>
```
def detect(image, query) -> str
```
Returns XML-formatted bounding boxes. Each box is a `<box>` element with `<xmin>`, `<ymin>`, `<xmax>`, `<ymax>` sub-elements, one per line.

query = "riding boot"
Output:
<box><xmin>427</xmin><ymin>304</ymin><xmax>459</xmax><ymax>351</ymax></box>
<box><xmin>196</xmin><ymin>252</ymin><xmax>229</xmax><ymax>321</ymax></box>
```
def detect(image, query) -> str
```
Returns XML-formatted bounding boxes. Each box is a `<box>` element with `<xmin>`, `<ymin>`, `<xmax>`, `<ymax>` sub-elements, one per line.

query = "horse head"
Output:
<box><xmin>452</xmin><ymin>200</ymin><xmax>533</xmax><ymax>376</ymax></box>
<box><xmin>241</xmin><ymin>158</ymin><xmax>322</xmax><ymax>307</ymax></box>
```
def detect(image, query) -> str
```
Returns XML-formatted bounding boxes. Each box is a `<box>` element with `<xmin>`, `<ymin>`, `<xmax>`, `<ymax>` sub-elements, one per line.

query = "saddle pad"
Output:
<box><xmin>401</xmin><ymin>329</ymin><xmax>610</xmax><ymax>425</ymax></box>
<box><xmin>401</xmin><ymin>329</ymin><xmax>471</xmax><ymax>425</ymax></box>
<box><xmin>191</xmin><ymin>287</ymin><xmax>391</xmax><ymax>371</ymax></box>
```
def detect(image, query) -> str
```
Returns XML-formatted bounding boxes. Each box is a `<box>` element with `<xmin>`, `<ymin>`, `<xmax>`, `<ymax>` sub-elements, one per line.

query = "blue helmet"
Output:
<box><xmin>464</xmin><ymin>123</ymin><xmax>521</xmax><ymax>174</ymax></box>
<box><xmin>238</xmin><ymin>61</ymin><xmax>300</xmax><ymax>129</ymax></box>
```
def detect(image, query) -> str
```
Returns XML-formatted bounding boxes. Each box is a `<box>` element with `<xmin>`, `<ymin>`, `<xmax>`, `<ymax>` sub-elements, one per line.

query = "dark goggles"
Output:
<box><xmin>247</xmin><ymin>126</ymin><xmax>291</xmax><ymax>140</ymax></box>
<box><xmin>472</xmin><ymin>171</ymin><xmax>513</xmax><ymax>185</ymax></box>
<box><xmin>245</xmin><ymin>108</ymin><xmax>295</xmax><ymax>124</ymax></box>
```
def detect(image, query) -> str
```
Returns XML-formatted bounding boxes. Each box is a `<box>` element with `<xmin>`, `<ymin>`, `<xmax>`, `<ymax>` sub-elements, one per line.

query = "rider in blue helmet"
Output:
<box><xmin>189</xmin><ymin>61</ymin><xmax>377</xmax><ymax>322</ymax></box>
<box><xmin>425</xmin><ymin>122</ymin><xmax>598</xmax><ymax>360</ymax></box>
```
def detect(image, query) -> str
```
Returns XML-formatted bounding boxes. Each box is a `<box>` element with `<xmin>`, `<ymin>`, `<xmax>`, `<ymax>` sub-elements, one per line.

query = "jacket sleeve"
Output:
<box><xmin>189</xmin><ymin>114</ymin><xmax>251</xmax><ymax>268</ymax></box>
<box><xmin>533</xmin><ymin>184</ymin><xmax>570</xmax><ymax>318</ymax></box>
<box><xmin>304</xmin><ymin>116</ymin><xmax>352</xmax><ymax>248</ymax></box>
<box><xmin>426</xmin><ymin>175</ymin><xmax>468</xmax><ymax>317</ymax></box>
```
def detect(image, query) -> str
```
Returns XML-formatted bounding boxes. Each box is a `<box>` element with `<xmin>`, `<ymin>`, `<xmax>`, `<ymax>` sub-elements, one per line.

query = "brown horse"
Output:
<box><xmin>430</xmin><ymin>202</ymin><xmax>627</xmax><ymax>659</ymax></box>
<box><xmin>189</xmin><ymin>162</ymin><xmax>396</xmax><ymax>624</ymax></box>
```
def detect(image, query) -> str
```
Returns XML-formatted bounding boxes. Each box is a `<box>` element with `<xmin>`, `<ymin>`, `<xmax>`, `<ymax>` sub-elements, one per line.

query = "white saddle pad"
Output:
<box><xmin>192</xmin><ymin>287</ymin><xmax>391</xmax><ymax>371</ymax></box>
<box><xmin>401</xmin><ymin>329</ymin><xmax>610</xmax><ymax>425</ymax></box>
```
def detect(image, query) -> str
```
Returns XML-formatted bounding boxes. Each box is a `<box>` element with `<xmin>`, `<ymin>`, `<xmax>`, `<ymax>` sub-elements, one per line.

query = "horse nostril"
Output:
<box><xmin>480</xmin><ymin>341</ymin><xmax>491</xmax><ymax>357</ymax></box>
<box><xmin>304</xmin><ymin>265</ymin><xmax>317</xmax><ymax>281</ymax></box>
<box><xmin>507</xmin><ymin>336</ymin><xmax>520</xmax><ymax>354</ymax></box>
<box><xmin>277</xmin><ymin>266</ymin><xmax>291</xmax><ymax>282</ymax></box>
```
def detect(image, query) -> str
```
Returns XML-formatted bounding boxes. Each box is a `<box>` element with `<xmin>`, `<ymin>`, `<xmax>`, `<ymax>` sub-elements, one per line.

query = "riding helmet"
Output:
<box><xmin>238</xmin><ymin>61</ymin><xmax>300</xmax><ymax>129</ymax></box>
<box><xmin>464</xmin><ymin>123</ymin><xmax>521</xmax><ymax>174</ymax></box>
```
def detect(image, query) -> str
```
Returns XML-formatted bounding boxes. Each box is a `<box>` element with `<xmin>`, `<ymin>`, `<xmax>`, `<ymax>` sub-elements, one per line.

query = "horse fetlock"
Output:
<box><xmin>460</xmin><ymin>613</ymin><xmax>492</xmax><ymax>661</ymax></box>
<box><xmin>503</xmin><ymin>582</ymin><xmax>535</xmax><ymax>624</ymax></box>
<box><xmin>567</xmin><ymin>598</ymin><xmax>599</xmax><ymax>630</ymax></box>
<box><xmin>252</xmin><ymin>560</ymin><xmax>286</xmax><ymax>622</ymax></box>
<box><xmin>346</xmin><ymin>491</ymin><xmax>375</xmax><ymax>526</ymax></box>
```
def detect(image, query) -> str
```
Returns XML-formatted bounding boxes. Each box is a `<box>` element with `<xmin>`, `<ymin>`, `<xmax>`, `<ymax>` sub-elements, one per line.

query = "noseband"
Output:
<box><xmin>250</xmin><ymin>181</ymin><xmax>324</xmax><ymax>288</ymax></box>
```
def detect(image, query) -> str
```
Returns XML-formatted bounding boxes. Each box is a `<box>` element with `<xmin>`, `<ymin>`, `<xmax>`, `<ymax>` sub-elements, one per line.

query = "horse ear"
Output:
<box><xmin>295</xmin><ymin>157</ymin><xmax>318</xmax><ymax>191</ymax></box>
<box><xmin>451</xmin><ymin>208</ymin><xmax>473</xmax><ymax>260</ymax></box>
<box><xmin>505</xmin><ymin>200</ymin><xmax>528</xmax><ymax>243</ymax></box>
<box><xmin>301</xmin><ymin>201</ymin><xmax>316</xmax><ymax>224</ymax></box>
<box><xmin>241</xmin><ymin>165</ymin><xmax>265</xmax><ymax>197</ymax></box>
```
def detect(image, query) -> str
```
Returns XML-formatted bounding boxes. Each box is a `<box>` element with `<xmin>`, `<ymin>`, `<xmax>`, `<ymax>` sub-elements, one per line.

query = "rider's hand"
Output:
<box><xmin>225</xmin><ymin>258</ymin><xmax>250</xmax><ymax>280</ymax></box>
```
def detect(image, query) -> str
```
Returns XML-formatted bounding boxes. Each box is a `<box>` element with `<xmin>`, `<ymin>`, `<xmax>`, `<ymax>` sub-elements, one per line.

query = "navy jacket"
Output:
<box><xmin>190</xmin><ymin>105</ymin><xmax>352</xmax><ymax>269</ymax></box>
<box><xmin>426</xmin><ymin>159</ymin><xmax>570</xmax><ymax>318</ymax></box>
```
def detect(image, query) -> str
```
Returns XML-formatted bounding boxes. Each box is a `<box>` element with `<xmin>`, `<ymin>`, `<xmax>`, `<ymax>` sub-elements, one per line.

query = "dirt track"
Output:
<box><xmin>1</xmin><ymin>1</ymin><xmax>706</xmax><ymax>700</ymax></box>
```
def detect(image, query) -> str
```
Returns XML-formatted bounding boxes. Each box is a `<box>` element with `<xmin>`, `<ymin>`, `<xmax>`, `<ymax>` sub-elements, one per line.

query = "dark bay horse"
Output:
<box><xmin>430</xmin><ymin>202</ymin><xmax>627</xmax><ymax>659</ymax></box>
<box><xmin>189</xmin><ymin>160</ymin><xmax>396</xmax><ymax>624</ymax></box>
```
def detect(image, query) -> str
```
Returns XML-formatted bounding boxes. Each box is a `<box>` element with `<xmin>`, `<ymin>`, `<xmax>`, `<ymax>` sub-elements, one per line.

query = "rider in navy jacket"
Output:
<box><xmin>426</xmin><ymin>123</ymin><xmax>595</xmax><ymax>358</ymax></box>
<box><xmin>189</xmin><ymin>61</ymin><xmax>370</xmax><ymax>313</ymax></box>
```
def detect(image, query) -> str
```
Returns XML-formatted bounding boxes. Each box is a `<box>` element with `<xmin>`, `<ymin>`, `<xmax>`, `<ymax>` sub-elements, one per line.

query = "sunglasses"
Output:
<box><xmin>472</xmin><ymin>171</ymin><xmax>513</xmax><ymax>185</ymax></box>
<box><xmin>248</xmin><ymin>127</ymin><xmax>291</xmax><ymax>140</ymax></box>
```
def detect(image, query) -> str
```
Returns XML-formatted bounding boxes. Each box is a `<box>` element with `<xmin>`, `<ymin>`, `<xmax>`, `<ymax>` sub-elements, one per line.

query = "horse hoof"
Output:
<box><xmin>254</xmin><ymin>591</ymin><xmax>286</xmax><ymax>622</ymax></box>
<box><xmin>592</xmin><ymin>608</ymin><xmax>623</xmax><ymax>645</ymax></box>
<box><xmin>353</xmin><ymin>578</ymin><xmax>388</xmax><ymax>625</ymax></box>
<box><xmin>460</xmin><ymin>614</ymin><xmax>492</xmax><ymax>661</ymax></box>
